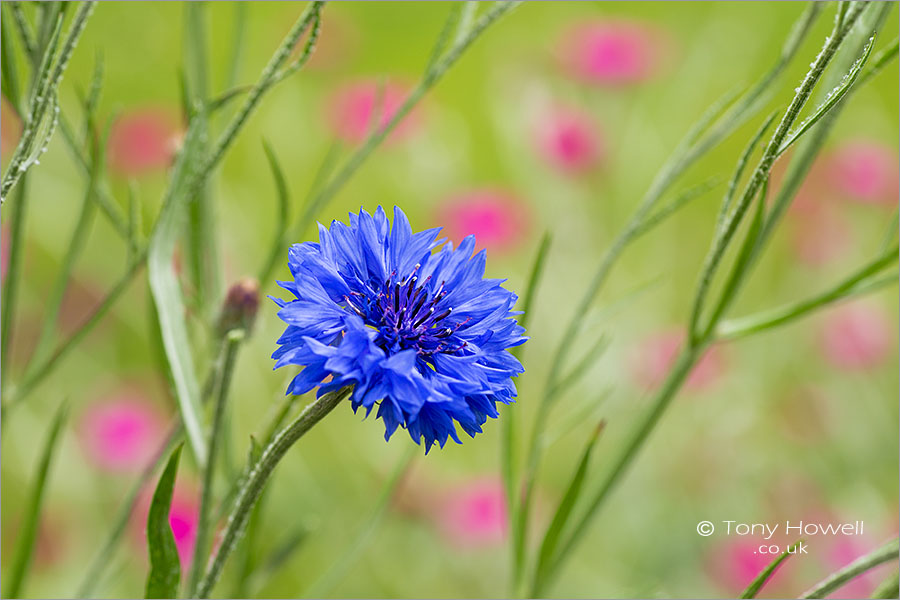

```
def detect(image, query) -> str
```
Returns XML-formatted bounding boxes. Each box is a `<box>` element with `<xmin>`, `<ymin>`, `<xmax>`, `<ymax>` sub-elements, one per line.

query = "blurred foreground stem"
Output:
<box><xmin>195</xmin><ymin>386</ymin><xmax>352</xmax><ymax>598</ymax></box>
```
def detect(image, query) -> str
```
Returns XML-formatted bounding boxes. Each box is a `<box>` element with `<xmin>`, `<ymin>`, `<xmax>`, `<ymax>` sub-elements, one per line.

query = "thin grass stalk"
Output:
<box><xmin>195</xmin><ymin>386</ymin><xmax>352</xmax><ymax>598</ymax></box>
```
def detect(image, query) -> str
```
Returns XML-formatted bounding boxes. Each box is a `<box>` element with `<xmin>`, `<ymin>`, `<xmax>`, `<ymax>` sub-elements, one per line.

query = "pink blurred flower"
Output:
<box><xmin>557</xmin><ymin>20</ymin><xmax>663</xmax><ymax>85</ymax></box>
<box><xmin>108</xmin><ymin>109</ymin><xmax>181</xmax><ymax>176</ymax></box>
<box><xmin>327</xmin><ymin>80</ymin><xmax>418</xmax><ymax>144</ymax></box>
<box><xmin>135</xmin><ymin>483</ymin><xmax>199</xmax><ymax>568</ymax></box>
<box><xmin>827</xmin><ymin>141</ymin><xmax>899</xmax><ymax>207</ymax></box>
<box><xmin>790</xmin><ymin>209</ymin><xmax>852</xmax><ymax>267</ymax></box>
<box><xmin>630</xmin><ymin>330</ymin><xmax>727</xmax><ymax>391</ymax></box>
<box><xmin>534</xmin><ymin>105</ymin><xmax>604</xmax><ymax>173</ymax></box>
<box><xmin>819</xmin><ymin>302</ymin><xmax>893</xmax><ymax>370</ymax></box>
<box><xmin>435</xmin><ymin>189</ymin><xmax>530</xmax><ymax>253</ymax></box>
<box><xmin>436</xmin><ymin>477</ymin><xmax>508</xmax><ymax>549</ymax></box>
<box><xmin>707</xmin><ymin>538</ymin><xmax>794</xmax><ymax>595</ymax></box>
<box><xmin>79</xmin><ymin>393</ymin><xmax>166</xmax><ymax>472</ymax></box>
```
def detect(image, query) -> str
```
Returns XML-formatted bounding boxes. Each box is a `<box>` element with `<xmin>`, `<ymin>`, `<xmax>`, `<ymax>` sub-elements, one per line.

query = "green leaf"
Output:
<box><xmin>777</xmin><ymin>33</ymin><xmax>876</xmax><ymax>157</ymax></box>
<box><xmin>871</xmin><ymin>570</ymin><xmax>899</xmax><ymax>599</ymax></box>
<box><xmin>257</xmin><ymin>140</ymin><xmax>291</xmax><ymax>284</ymax></box>
<box><xmin>740</xmin><ymin>539</ymin><xmax>802</xmax><ymax>598</ymax></box>
<box><xmin>147</xmin><ymin>120</ymin><xmax>208</xmax><ymax>468</ymax></box>
<box><xmin>145</xmin><ymin>443</ymin><xmax>185</xmax><ymax>599</ymax></box>
<box><xmin>3</xmin><ymin>400</ymin><xmax>68</xmax><ymax>599</ymax></box>
<box><xmin>1</xmin><ymin>5</ymin><xmax>23</xmax><ymax>111</ymax></box>
<box><xmin>504</xmin><ymin>232</ymin><xmax>551</xmax><ymax>585</ymax></box>
<box><xmin>532</xmin><ymin>421</ymin><xmax>605</xmax><ymax>594</ymax></box>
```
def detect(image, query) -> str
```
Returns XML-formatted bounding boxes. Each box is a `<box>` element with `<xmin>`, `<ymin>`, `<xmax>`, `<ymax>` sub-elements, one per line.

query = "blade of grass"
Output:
<box><xmin>717</xmin><ymin>244</ymin><xmax>898</xmax><ymax>341</ymax></box>
<box><xmin>24</xmin><ymin>111</ymin><xmax>105</xmax><ymax>377</ymax></box>
<box><xmin>532</xmin><ymin>421</ymin><xmax>606</xmax><ymax>593</ymax></box>
<box><xmin>2</xmin><ymin>400</ymin><xmax>68</xmax><ymax>599</ymax></box>
<box><xmin>2</xmin><ymin>0</ymin><xmax>96</xmax><ymax>203</ymax></box>
<box><xmin>196</xmin><ymin>386</ymin><xmax>352</xmax><ymax>598</ymax></box>
<box><xmin>145</xmin><ymin>444</ymin><xmax>185</xmax><ymax>599</ymax></box>
<box><xmin>740</xmin><ymin>539</ymin><xmax>803</xmax><ymax>598</ymax></box>
<box><xmin>801</xmin><ymin>538</ymin><xmax>899</xmax><ymax>599</ymax></box>
<box><xmin>257</xmin><ymin>140</ymin><xmax>291</xmax><ymax>284</ymax></box>
<box><xmin>9</xmin><ymin>2</ymin><xmax>37</xmax><ymax>66</ymax></box>
<box><xmin>503</xmin><ymin>232</ymin><xmax>551</xmax><ymax>586</ymax></box>
<box><xmin>188</xmin><ymin>330</ymin><xmax>245</xmax><ymax>596</ymax></box>
<box><xmin>1</xmin><ymin>5</ymin><xmax>24</xmax><ymax>112</ymax></box>
<box><xmin>147</xmin><ymin>119</ymin><xmax>208</xmax><ymax>467</ymax></box>
<box><xmin>776</xmin><ymin>33</ymin><xmax>876</xmax><ymax>157</ymax></box>
<box><xmin>0</xmin><ymin>174</ymin><xmax>30</xmax><ymax>389</ymax></box>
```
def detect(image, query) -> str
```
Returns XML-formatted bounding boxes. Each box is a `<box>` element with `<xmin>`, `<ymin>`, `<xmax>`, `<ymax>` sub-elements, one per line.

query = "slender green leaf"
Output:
<box><xmin>717</xmin><ymin>245</ymin><xmax>898</xmax><ymax>341</ymax></box>
<box><xmin>257</xmin><ymin>140</ymin><xmax>291</xmax><ymax>284</ymax></box>
<box><xmin>223</xmin><ymin>3</ymin><xmax>247</xmax><ymax>92</ymax></box>
<box><xmin>3</xmin><ymin>400</ymin><xmax>68</xmax><ymax>599</ymax></box>
<box><xmin>9</xmin><ymin>2</ymin><xmax>37</xmax><ymax>67</ymax></box>
<box><xmin>75</xmin><ymin>422</ymin><xmax>180</xmax><ymax>598</ymax></box>
<box><xmin>503</xmin><ymin>232</ymin><xmax>551</xmax><ymax>585</ymax></box>
<box><xmin>533</xmin><ymin>421</ymin><xmax>606</xmax><ymax>591</ymax></box>
<box><xmin>1</xmin><ymin>5</ymin><xmax>23</xmax><ymax>111</ymax></box>
<box><xmin>145</xmin><ymin>443</ymin><xmax>185</xmax><ymax>599</ymax></box>
<box><xmin>147</xmin><ymin>120</ymin><xmax>208</xmax><ymax>467</ymax></box>
<box><xmin>777</xmin><ymin>34</ymin><xmax>876</xmax><ymax>157</ymax></box>
<box><xmin>801</xmin><ymin>538</ymin><xmax>899</xmax><ymax>599</ymax></box>
<box><xmin>188</xmin><ymin>330</ymin><xmax>245</xmax><ymax>596</ymax></box>
<box><xmin>871</xmin><ymin>570</ymin><xmax>899</xmax><ymax>599</ymax></box>
<box><xmin>740</xmin><ymin>539</ymin><xmax>803</xmax><ymax>598</ymax></box>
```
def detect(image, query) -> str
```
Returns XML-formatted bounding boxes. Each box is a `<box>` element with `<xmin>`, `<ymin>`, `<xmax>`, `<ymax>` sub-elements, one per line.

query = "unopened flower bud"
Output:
<box><xmin>218</xmin><ymin>278</ymin><xmax>260</xmax><ymax>336</ymax></box>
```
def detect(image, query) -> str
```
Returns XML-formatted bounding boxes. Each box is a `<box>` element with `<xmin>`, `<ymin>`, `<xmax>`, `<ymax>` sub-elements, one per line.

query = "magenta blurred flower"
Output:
<box><xmin>630</xmin><ymin>330</ymin><xmax>726</xmax><ymax>391</ymax></box>
<box><xmin>827</xmin><ymin>140</ymin><xmax>899</xmax><ymax>206</ymax></box>
<box><xmin>135</xmin><ymin>483</ymin><xmax>199</xmax><ymax>567</ymax></box>
<box><xmin>534</xmin><ymin>105</ymin><xmax>604</xmax><ymax>173</ymax></box>
<box><xmin>79</xmin><ymin>394</ymin><xmax>166</xmax><ymax>472</ymax></box>
<box><xmin>557</xmin><ymin>20</ymin><xmax>663</xmax><ymax>85</ymax></box>
<box><xmin>707</xmin><ymin>538</ymin><xmax>793</xmax><ymax>594</ymax></box>
<box><xmin>790</xmin><ymin>209</ymin><xmax>851</xmax><ymax>267</ymax></box>
<box><xmin>327</xmin><ymin>80</ymin><xmax>418</xmax><ymax>144</ymax></box>
<box><xmin>820</xmin><ymin>302</ymin><xmax>892</xmax><ymax>370</ymax></box>
<box><xmin>436</xmin><ymin>477</ymin><xmax>508</xmax><ymax>549</ymax></box>
<box><xmin>168</xmin><ymin>491</ymin><xmax>200</xmax><ymax>567</ymax></box>
<box><xmin>435</xmin><ymin>189</ymin><xmax>530</xmax><ymax>253</ymax></box>
<box><xmin>108</xmin><ymin>109</ymin><xmax>181</xmax><ymax>176</ymax></box>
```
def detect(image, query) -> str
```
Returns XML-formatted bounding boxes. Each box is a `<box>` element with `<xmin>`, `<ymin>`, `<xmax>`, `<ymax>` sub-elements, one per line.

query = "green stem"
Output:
<box><xmin>195</xmin><ymin>386</ymin><xmax>352</xmax><ymax>598</ymax></box>
<box><xmin>188</xmin><ymin>330</ymin><xmax>244</xmax><ymax>596</ymax></box>
<box><xmin>717</xmin><ymin>246</ymin><xmax>898</xmax><ymax>341</ymax></box>
<box><xmin>1</xmin><ymin>174</ymin><xmax>29</xmax><ymax>385</ymax></box>
<box><xmin>800</xmin><ymin>538</ymin><xmax>899</xmax><ymax>599</ymax></box>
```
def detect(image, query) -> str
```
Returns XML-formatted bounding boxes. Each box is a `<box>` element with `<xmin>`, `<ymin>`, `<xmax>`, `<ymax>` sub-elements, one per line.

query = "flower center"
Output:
<box><xmin>342</xmin><ymin>264</ymin><xmax>468</xmax><ymax>356</ymax></box>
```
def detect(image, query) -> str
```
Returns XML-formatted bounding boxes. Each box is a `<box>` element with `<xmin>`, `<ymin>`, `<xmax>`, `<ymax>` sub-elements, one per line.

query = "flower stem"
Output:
<box><xmin>187</xmin><ymin>330</ymin><xmax>244</xmax><ymax>596</ymax></box>
<box><xmin>194</xmin><ymin>386</ymin><xmax>352</xmax><ymax>599</ymax></box>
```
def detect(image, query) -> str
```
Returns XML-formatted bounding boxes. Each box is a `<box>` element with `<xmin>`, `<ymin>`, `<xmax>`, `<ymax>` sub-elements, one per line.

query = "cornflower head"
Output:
<box><xmin>272</xmin><ymin>206</ymin><xmax>526</xmax><ymax>451</ymax></box>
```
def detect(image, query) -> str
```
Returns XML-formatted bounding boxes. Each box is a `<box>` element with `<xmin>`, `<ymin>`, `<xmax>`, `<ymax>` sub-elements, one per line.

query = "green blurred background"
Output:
<box><xmin>1</xmin><ymin>2</ymin><xmax>898</xmax><ymax>598</ymax></box>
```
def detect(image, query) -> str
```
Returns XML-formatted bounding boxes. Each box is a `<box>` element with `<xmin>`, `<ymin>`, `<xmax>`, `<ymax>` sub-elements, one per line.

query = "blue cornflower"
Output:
<box><xmin>272</xmin><ymin>206</ymin><xmax>526</xmax><ymax>451</ymax></box>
